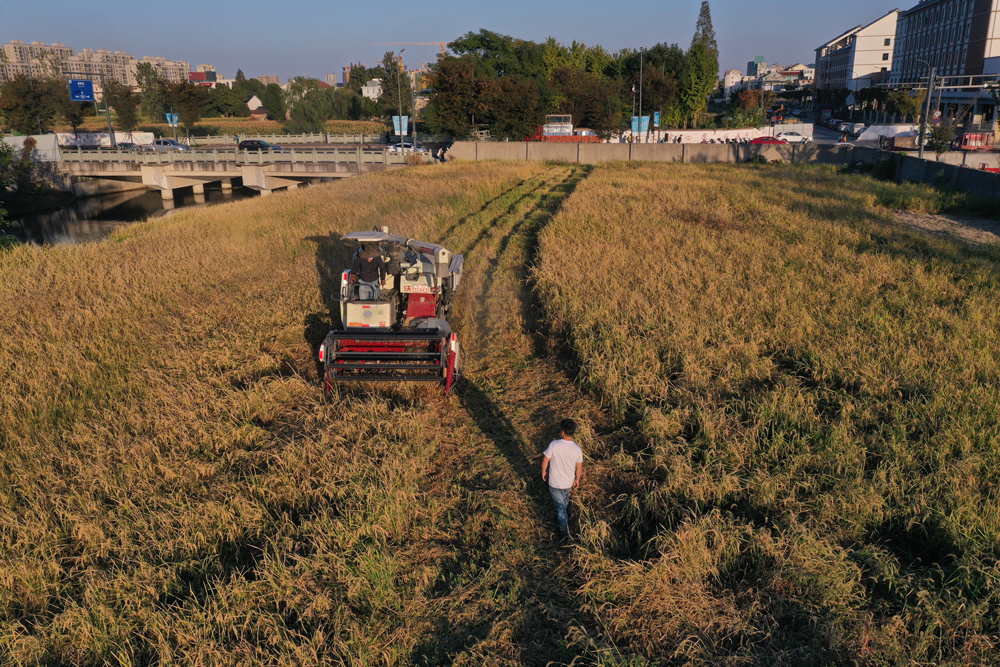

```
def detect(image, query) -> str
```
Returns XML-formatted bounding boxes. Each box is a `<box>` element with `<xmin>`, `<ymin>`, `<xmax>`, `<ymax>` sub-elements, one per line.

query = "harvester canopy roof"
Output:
<box><xmin>341</xmin><ymin>231</ymin><xmax>409</xmax><ymax>245</ymax></box>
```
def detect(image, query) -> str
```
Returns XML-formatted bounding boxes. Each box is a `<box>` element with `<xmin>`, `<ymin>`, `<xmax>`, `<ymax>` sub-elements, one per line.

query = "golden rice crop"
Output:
<box><xmin>534</xmin><ymin>161</ymin><xmax>1000</xmax><ymax>665</ymax></box>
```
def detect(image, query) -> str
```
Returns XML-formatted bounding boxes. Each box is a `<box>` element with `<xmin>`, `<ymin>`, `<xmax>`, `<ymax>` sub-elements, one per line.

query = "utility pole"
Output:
<box><xmin>396</xmin><ymin>50</ymin><xmax>405</xmax><ymax>146</ymax></box>
<box><xmin>96</xmin><ymin>72</ymin><xmax>116</xmax><ymax>148</ymax></box>
<box><xmin>638</xmin><ymin>48</ymin><xmax>644</xmax><ymax>143</ymax></box>
<box><xmin>919</xmin><ymin>64</ymin><xmax>935</xmax><ymax>159</ymax></box>
<box><xmin>631</xmin><ymin>84</ymin><xmax>636</xmax><ymax>143</ymax></box>
<box><xmin>411</xmin><ymin>75</ymin><xmax>418</xmax><ymax>150</ymax></box>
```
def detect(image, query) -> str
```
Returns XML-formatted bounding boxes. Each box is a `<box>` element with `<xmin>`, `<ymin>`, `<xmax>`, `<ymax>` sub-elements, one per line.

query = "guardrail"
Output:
<box><xmin>185</xmin><ymin>132</ymin><xmax>390</xmax><ymax>146</ymax></box>
<box><xmin>59</xmin><ymin>146</ymin><xmax>422</xmax><ymax>166</ymax></box>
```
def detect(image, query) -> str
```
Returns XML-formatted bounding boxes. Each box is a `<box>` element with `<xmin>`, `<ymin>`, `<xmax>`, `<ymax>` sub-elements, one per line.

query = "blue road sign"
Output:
<box><xmin>69</xmin><ymin>79</ymin><xmax>95</xmax><ymax>102</ymax></box>
<box><xmin>653</xmin><ymin>111</ymin><xmax>660</xmax><ymax>127</ymax></box>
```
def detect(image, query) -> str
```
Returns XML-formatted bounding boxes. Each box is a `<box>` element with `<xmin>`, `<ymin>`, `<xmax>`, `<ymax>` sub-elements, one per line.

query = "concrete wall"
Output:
<box><xmin>681</xmin><ymin>144</ymin><xmax>735</xmax><ymax>163</ymax></box>
<box><xmin>526</xmin><ymin>143</ymin><xmax>579</xmax><ymax>162</ymax></box>
<box><xmin>475</xmin><ymin>142</ymin><xmax>528</xmax><ymax>160</ymax></box>
<box><xmin>579</xmin><ymin>143</ymin><xmax>629</xmax><ymax>163</ymax></box>
<box><xmin>444</xmin><ymin>140</ymin><xmax>1000</xmax><ymax>200</ymax></box>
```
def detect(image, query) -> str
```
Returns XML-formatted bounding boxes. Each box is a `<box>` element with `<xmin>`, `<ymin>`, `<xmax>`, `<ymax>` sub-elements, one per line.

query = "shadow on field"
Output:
<box><xmin>303</xmin><ymin>234</ymin><xmax>357</xmax><ymax>377</ymax></box>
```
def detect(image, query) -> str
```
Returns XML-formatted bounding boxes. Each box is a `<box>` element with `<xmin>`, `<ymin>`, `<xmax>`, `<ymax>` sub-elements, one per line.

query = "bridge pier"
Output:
<box><xmin>221</xmin><ymin>179</ymin><xmax>233</xmax><ymax>192</ymax></box>
<box><xmin>260</xmin><ymin>189</ymin><xmax>272</xmax><ymax>197</ymax></box>
<box><xmin>192</xmin><ymin>183</ymin><xmax>205</xmax><ymax>195</ymax></box>
<box><xmin>161</xmin><ymin>189</ymin><xmax>174</xmax><ymax>201</ymax></box>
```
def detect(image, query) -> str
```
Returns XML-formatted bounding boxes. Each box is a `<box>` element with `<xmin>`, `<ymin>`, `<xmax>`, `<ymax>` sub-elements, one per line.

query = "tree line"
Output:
<box><xmin>0</xmin><ymin>64</ymin><xmax>292</xmax><ymax>138</ymax></box>
<box><xmin>422</xmin><ymin>1</ymin><xmax>719</xmax><ymax>140</ymax></box>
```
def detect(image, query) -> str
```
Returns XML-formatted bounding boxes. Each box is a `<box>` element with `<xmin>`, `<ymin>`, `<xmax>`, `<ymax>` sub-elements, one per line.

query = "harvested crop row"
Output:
<box><xmin>534</xmin><ymin>161</ymin><xmax>1000</xmax><ymax>665</ymax></box>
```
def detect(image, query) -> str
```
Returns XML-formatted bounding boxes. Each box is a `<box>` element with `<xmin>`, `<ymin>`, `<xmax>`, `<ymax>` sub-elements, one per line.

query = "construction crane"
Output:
<box><xmin>372</xmin><ymin>42</ymin><xmax>448</xmax><ymax>56</ymax></box>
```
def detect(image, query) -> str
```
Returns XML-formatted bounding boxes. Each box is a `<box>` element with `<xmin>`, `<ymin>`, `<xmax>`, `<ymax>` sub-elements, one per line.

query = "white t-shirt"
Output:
<box><xmin>543</xmin><ymin>439</ymin><xmax>583</xmax><ymax>489</ymax></box>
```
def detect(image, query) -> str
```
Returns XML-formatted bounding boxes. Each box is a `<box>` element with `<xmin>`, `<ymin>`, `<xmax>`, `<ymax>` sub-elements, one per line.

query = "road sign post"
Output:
<box><xmin>69</xmin><ymin>78</ymin><xmax>115</xmax><ymax>147</ymax></box>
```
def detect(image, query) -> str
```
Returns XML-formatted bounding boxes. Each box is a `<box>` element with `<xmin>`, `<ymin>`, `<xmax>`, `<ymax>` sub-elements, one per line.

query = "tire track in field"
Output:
<box><xmin>406</xmin><ymin>164</ymin><xmax>613</xmax><ymax>665</ymax></box>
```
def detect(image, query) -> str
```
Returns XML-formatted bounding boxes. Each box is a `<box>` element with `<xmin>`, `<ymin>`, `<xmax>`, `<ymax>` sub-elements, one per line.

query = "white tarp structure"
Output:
<box><xmin>2</xmin><ymin>134</ymin><xmax>62</xmax><ymax>162</ymax></box>
<box><xmin>56</xmin><ymin>131</ymin><xmax>155</xmax><ymax>147</ymax></box>
<box><xmin>857</xmin><ymin>124</ymin><xmax>917</xmax><ymax>142</ymax></box>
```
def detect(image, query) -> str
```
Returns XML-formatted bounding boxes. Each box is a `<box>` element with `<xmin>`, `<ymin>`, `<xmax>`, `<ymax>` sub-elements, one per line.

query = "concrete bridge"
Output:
<box><xmin>57</xmin><ymin>147</ymin><xmax>420</xmax><ymax>200</ymax></box>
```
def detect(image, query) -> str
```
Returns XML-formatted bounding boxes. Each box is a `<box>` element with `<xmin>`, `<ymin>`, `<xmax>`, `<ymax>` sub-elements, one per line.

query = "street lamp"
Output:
<box><xmin>915</xmin><ymin>58</ymin><xmax>935</xmax><ymax>159</ymax></box>
<box><xmin>638</xmin><ymin>48</ymin><xmax>644</xmax><ymax>143</ymax></box>
<box><xmin>396</xmin><ymin>49</ymin><xmax>405</xmax><ymax>146</ymax></box>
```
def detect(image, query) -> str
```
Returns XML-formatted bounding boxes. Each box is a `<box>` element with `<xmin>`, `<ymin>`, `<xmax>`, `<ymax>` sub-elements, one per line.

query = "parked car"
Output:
<box><xmin>146</xmin><ymin>139</ymin><xmax>190</xmax><ymax>152</ymax></box>
<box><xmin>387</xmin><ymin>143</ymin><xmax>430</xmax><ymax>154</ymax></box>
<box><xmin>113</xmin><ymin>142</ymin><xmax>142</xmax><ymax>151</ymax></box>
<box><xmin>749</xmin><ymin>136</ymin><xmax>788</xmax><ymax>145</ymax></box>
<box><xmin>776</xmin><ymin>132</ymin><xmax>810</xmax><ymax>144</ymax></box>
<box><xmin>836</xmin><ymin>122</ymin><xmax>851</xmax><ymax>133</ymax></box>
<box><xmin>848</xmin><ymin>123</ymin><xmax>866</xmax><ymax>137</ymax></box>
<box><xmin>238</xmin><ymin>139</ymin><xmax>287</xmax><ymax>152</ymax></box>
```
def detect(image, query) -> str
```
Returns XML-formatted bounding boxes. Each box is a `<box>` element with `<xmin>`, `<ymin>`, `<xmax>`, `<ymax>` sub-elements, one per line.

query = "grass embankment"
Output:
<box><xmin>5</xmin><ymin>158</ymin><xmax>1000</xmax><ymax>665</ymax></box>
<box><xmin>52</xmin><ymin>118</ymin><xmax>388</xmax><ymax>137</ymax></box>
<box><xmin>534</xmin><ymin>162</ymin><xmax>1000</xmax><ymax>665</ymax></box>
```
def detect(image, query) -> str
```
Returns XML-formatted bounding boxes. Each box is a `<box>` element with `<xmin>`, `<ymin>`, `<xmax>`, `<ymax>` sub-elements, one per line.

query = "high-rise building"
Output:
<box><xmin>889</xmin><ymin>0</ymin><xmax>1000</xmax><ymax>129</ymax></box>
<box><xmin>257</xmin><ymin>75</ymin><xmax>280</xmax><ymax>85</ymax></box>
<box><xmin>891</xmin><ymin>0</ymin><xmax>1000</xmax><ymax>81</ymax></box>
<box><xmin>747</xmin><ymin>56</ymin><xmax>765</xmax><ymax>77</ymax></box>
<box><xmin>814</xmin><ymin>9</ymin><xmax>899</xmax><ymax>91</ymax></box>
<box><xmin>137</xmin><ymin>56</ymin><xmax>191</xmax><ymax>83</ymax></box>
<box><xmin>326</xmin><ymin>73</ymin><xmax>338</xmax><ymax>86</ymax></box>
<box><xmin>0</xmin><ymin>39</ymin><xmax>193</xmax><ymax>87</ymax></box>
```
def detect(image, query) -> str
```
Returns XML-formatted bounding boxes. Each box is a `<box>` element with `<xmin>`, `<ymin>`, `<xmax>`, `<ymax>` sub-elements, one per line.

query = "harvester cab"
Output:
<box><xmin>319</xmin><ymin>228</ymin><xmax>464</xmax><ymax>395</ymax></box>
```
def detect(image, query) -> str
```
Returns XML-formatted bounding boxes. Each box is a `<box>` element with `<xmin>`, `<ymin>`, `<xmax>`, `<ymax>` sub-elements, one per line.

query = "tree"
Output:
<box><xmin>204</xmin><ymin>84</ymin><xmax>248</xmax><ymax>118</ymax></box>
<box><xmin>103</xmin><ymin>81</ymin><xmax>140</xmax><ymax>140</ymax></box>
<box><xmin>887</xmin><ymin>89</ymin><xmax>924</xmax><ymax>123</ymax></box>
<box><xmin>551</xmin><ymin>67</ymin><xmax>624</xmax><ymax>138</ymax></box>
<box><xmin>379</xmin><ymin>51</ymin><xmax>412</xmax><ymax>117</ymax></box>
<box><xmin>424</xmin><ymin>57</ymin><xmax>492</xmax><ymax>137</ymax></box>
<box><xmin>135</xmin><ymin>62</ymin><xmax>167</xmax><ymax>122</ymax></box>
<box><xmin>927</xmin><ymin>121</ymin><xmax>955</xmax><ymax>157</ymax></box>
<box><xmin>166</xmin><ymin>82</ymin><xmax>212</xmax><ymax>137</ymax></box>
<box><xmin>59</xmin><ymin>99</ymin><xmax>87</xmax><ymax>136</ymax></box>
<box><xmin>678</xmin><ymin>2</ymin><xmax>719</xmax><ymax>128</ymax></box>
<box><xmin>0</xmin><ymin>74</ymin><xmax>64</xmax><ymax>134</ymax></box>
<box><xmin>285</xmin><ymin>87</ymin><xmax>335</xmax><ymax>134</ymax></box>
<box><xmin>260</xmin><ymin>83</ymin><xmax>286</xmax><ymax>121</ymax></box>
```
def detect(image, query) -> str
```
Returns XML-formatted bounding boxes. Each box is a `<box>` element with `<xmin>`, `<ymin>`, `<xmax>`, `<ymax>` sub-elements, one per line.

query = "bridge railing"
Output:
<box><xmin>59</xmin><ymin>146</ymin><xmax>422</xmax><ymax>166</ymax></box>
<box><xmin>185</xmin><ymin>132</ymin><xmax>391</xmax><ymax>146</ymax></box>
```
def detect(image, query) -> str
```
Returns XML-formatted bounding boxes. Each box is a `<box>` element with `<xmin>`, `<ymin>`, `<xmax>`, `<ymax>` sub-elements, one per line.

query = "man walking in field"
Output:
<box><xmin>542</xmin><ymin>419</ymin><xmax>583</xmax><ymax>541</ymax></box>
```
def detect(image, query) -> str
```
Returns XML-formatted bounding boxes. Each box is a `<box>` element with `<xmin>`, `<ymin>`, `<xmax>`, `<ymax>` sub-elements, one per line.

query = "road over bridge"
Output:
<box><xmin>58</xmin><ymin>146</ymin><xmax>423</xmax><ymax>200</ymax></box>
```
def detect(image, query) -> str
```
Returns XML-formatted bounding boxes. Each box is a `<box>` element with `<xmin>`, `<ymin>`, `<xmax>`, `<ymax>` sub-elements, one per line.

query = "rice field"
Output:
<box><xmin>2</xmin><ymin>159</ymin><xmax>999</xmax><ymax>665</ymax></box>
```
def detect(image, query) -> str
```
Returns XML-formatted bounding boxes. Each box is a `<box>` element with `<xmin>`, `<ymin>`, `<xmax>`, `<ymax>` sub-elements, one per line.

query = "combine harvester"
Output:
<box><xmin>319</xmin><ymin>229</ymin><xmax>464</xmax><ymax>395</ymax></box>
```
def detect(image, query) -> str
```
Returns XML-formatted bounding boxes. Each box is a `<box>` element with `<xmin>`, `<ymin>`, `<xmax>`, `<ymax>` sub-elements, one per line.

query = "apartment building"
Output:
<box><xmin>137</xmin><ymin>56</ymin><xmax>191</xmax><ymax>83</ymax></box>
<box><xmin>815</xmin><ymin>10</ymin><xmax>900</xmax><ymax>90</ymax></box>
<box><xmin>258</xmin><ymin>75</ymin><xmax>280</xmax><ymax>85</ymax></box>
<box><xmin>891</xmin><ymin>0</ymin><xmax>1000</xmax><ymax>80</ymax></box>
<box><xmin>0</xmin><ymin>39</ymin><xmax>194</xmax><ymax>87</ymax></box>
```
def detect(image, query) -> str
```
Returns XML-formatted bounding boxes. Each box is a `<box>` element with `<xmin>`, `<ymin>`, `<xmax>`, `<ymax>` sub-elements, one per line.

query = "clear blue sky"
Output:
<box><xmin>4</xmin><ymin>0</ymin><xmax>901</xmax><ymax>81</ymax></box>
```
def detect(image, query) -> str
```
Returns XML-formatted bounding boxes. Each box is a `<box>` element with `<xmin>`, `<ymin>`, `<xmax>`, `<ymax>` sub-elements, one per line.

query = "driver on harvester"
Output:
<box><xmin>350</xmin><ymin>243</ymin><xmax>386</xmax><ymax>301</ymax></box>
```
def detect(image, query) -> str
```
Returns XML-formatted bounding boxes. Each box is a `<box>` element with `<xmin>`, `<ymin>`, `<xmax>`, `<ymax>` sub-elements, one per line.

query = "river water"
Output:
<box><xmin>8</xmin><ymin>184</ymin><xmax>258</xmax><ymax>245</ymax></box>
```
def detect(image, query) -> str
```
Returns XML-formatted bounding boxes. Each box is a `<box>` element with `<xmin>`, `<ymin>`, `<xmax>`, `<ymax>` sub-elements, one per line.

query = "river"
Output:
<box><xmin>8</xmin><ymin>184</ymin><xmax>259</xmax><ymax>245</ymax></box>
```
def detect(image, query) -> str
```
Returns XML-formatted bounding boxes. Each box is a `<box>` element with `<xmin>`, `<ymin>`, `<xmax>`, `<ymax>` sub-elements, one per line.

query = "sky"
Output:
<box><xmin>4</xmin><ymin>0</ymin><xmax>902</xmax><ymax>81</ymax></box>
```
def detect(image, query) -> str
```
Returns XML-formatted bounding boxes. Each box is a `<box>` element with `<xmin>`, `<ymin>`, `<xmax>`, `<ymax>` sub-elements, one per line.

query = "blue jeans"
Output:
<box><xmin>358</xmin><ymin>279</ymin><xmax>380</xmax><ymax>301</ymax></box>
<box><xmin>550</xmin><ymin>487</ymin><xmax>571</xmax><ymax>536</ymax></box>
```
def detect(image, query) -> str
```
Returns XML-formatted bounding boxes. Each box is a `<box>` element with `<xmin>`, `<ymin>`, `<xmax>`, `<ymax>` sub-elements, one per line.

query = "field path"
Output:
<box><xmin>388</xmin><ymin>164</ymin><xmax>623</xmax><ymax>665</ymax></box>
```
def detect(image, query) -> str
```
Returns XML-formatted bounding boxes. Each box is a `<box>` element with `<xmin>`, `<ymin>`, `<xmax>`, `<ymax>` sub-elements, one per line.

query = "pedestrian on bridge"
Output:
<box><xmin>542</xmin><ymin>418</ymin><xmax>584</xmax><ymax>541</ymax></box>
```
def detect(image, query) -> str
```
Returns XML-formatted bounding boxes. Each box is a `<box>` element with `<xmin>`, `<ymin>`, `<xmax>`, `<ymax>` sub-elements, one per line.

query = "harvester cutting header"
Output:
<box><xmin>319</xmin><ymin>228</ymin><xmax>464</xmax><ymax>394</ymax></box>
